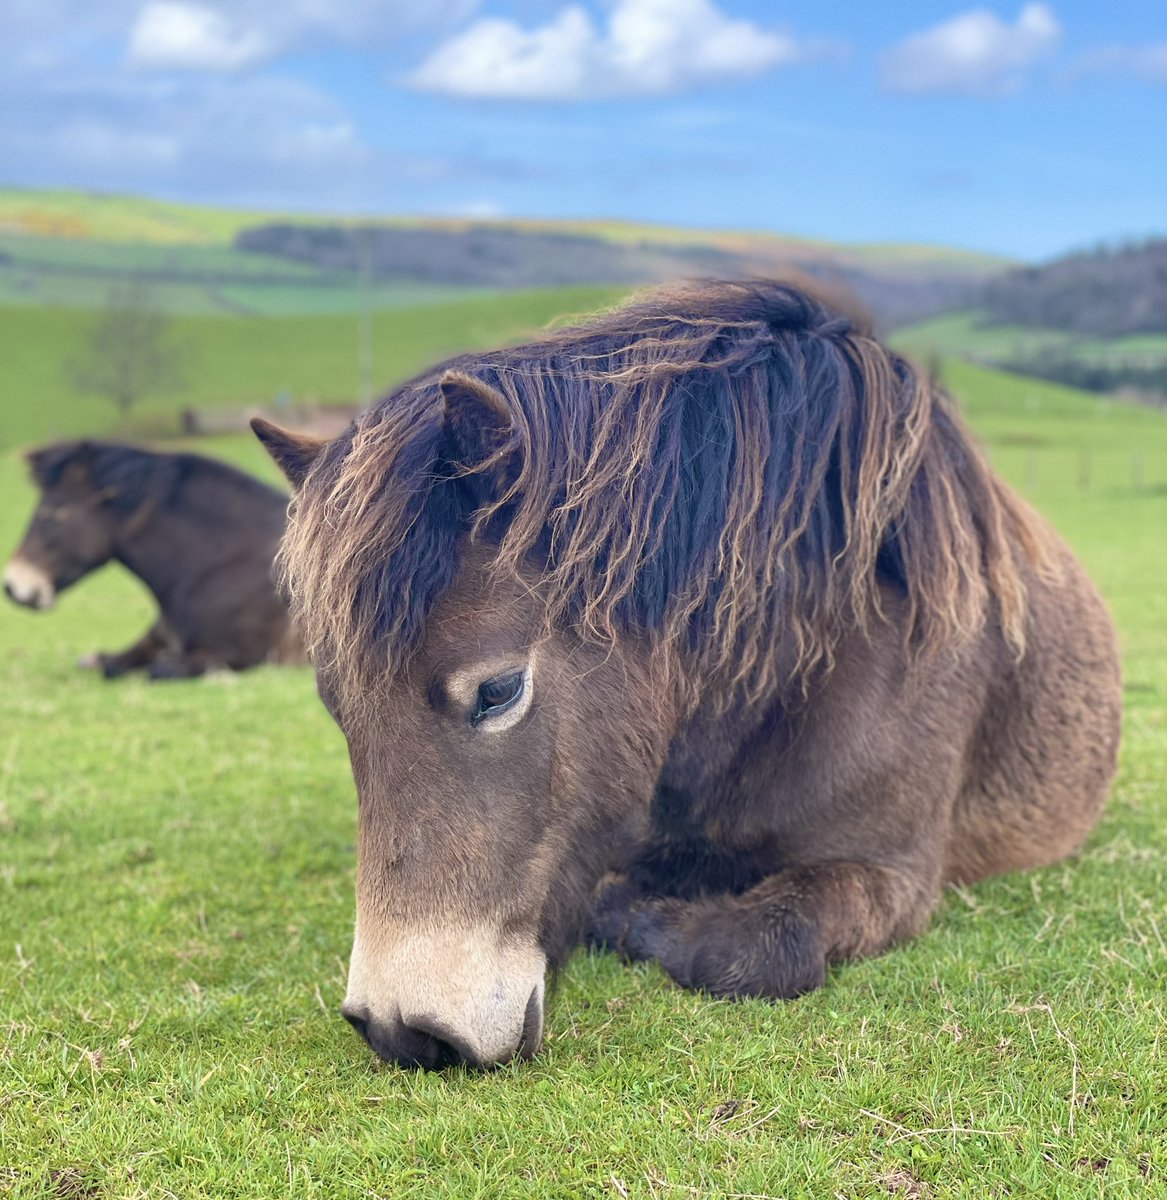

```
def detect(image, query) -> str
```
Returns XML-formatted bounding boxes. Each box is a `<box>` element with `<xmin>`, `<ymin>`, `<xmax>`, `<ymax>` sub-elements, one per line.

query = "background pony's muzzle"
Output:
<box><xmin>3</xmin><ymin>557</ymin><xmax>55</xmax><ymax>610</ymax></box>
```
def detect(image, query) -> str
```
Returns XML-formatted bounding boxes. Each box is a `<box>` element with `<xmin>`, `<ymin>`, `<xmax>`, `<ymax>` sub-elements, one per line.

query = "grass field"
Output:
<box><xmin>0</xmin><ymin>286</ymin><xmax>626</xmax><ymax>450</ymax></box>
<box><xmin>0</xmin><ymin>234</ymin><xmax>495</xmax><ymax>317</ymax></box>
<box><xmin>0</xmin><ymin>360</ymin><xmax>1165</xmax><ymax>1197</ymax></box>
<box><xmin>893</xmin><ymin>311</ymin><xmax>1167</xmax><ymax>372</ymax></box>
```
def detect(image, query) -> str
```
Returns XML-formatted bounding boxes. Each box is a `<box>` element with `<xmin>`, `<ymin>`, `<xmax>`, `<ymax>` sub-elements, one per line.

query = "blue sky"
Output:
<box><xmin>3</xmin><ymin>1</ymin><xmax>1163</xmax><ymax>259</ymax></box>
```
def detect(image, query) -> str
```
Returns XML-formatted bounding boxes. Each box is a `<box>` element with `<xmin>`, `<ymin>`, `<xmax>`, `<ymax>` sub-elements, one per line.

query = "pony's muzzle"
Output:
<box><xmin>343</xmin><ymin>986</ymin><xmax>543</xmax><ymax>1070</ymax></box>
<box><xmin>3</xmin><ymin>558</ymin><xmax>55</xmax><ymax>610</ymax></box>
<box><xmin>342</xmin><ymin>924</ymin><xmax>546</xmax><ymax>1070</ymax></box>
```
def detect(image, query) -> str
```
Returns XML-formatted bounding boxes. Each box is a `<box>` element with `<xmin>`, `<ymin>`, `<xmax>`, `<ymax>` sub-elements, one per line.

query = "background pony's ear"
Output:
<box><xmin>437</xmin><ymin>370</ymin><xmax>521</xmax><ymax>501</ymax></box>
<box><xmin>251</xmin><ymin>418</ymin><xmax>326</xmax><ymax>489</ymax></box>
<box><xmin>25</xmin><ymin>441</ymin><xmax>93</xmax><ymax>488</ymax></box>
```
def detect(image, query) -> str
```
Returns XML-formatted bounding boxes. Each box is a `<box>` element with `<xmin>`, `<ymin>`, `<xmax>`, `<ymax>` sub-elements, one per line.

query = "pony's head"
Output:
<box><xmin>4</xmin><ymin>442</ymin><xmax>167</xmax><ymax>610</ymax></box>
<box><xmin>255</xmin><ymin>281</ymin><xmax>1038</xmax><ymax>1069</ymax></box>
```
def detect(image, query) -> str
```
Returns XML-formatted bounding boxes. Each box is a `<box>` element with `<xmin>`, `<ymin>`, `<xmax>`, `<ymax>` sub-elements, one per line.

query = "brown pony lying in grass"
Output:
<box><xmin>254</xmin><ymin>280</ymin><xmax>1121</xmax><ymax>1070</ymax></box>
<box><xmin>4</xmin><ymin>441</ymin><xmax>301</xmax><ymax>678</ymax></box>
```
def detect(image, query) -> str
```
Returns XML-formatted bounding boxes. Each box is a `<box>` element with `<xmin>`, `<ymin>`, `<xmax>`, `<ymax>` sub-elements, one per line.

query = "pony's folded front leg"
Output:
<box><xmin>80</xmin><ymin>618</ymin><xmax>174</xmax><ymax>678</ymax></box>
<box><xmin>592</xmin><ymin>863</ymin><xmax>934</xmax><ymax>999</ymax></box>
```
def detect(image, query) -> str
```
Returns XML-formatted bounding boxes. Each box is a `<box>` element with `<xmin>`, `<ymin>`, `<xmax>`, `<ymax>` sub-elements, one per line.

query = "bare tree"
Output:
<box><xmin>70</xmin><ymin>279</ymin><xmax>184</xmax><ymax>421</ymax></box>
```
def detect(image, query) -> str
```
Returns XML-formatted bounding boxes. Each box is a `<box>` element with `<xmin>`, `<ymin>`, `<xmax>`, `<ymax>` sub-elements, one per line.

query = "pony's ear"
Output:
<box><xmin>25</xmin><ymin>441</ymin><xmax>91</xmax><ymax>488</ymax></box>
<box><xmin>437</xmin><ymin>371</ymin><xmax>519</xmax><ymax>498</ymax></box>
<box><xmin>24</xmin><ymin>445</ymin><xmax>55</xmax><ymax>485</ymax></box>
<box><xmin>251</xmin><ymin>418</ymin><xmax>326</xmax><ymax>490</ymax></box>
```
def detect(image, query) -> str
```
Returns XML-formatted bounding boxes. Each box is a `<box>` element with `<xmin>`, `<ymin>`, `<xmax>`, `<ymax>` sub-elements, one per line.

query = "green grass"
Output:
<box><xmin>0</xmin><ymin>365</ymin><xmax>1165</xmax><ymax>1197</ymax></box>
<box><xmin>0</xmin><ymin>234</ymin><xmax>496</xmax><ymax>316</ymax></box>
<box><xmin>0</xmin><ymin>235</ymin><xmax>326</xmax><ymax>279</ymax></box>
<box><xmin>893</xmin><ymin>310</ymin><xmax>1167</xmax><ymax>370</ymax></box>
<box><xmin>0</xmin><ymin>286</ymin><xmax>626</xmax><ymax>449</ymax></box>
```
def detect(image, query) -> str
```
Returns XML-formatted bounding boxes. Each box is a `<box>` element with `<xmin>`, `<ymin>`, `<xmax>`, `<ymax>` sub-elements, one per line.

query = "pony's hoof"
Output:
<box><xmin>77</xmin><ymin>652</ymin><xmax>103</xmax><ymax>670</ymax></box>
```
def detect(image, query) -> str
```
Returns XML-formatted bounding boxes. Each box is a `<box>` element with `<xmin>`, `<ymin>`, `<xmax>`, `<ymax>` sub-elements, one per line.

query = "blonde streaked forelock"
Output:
<box><xmin>278</xmin><ymin>280</ymin><xmax>1051</xmax><ymax>713</ymax></box>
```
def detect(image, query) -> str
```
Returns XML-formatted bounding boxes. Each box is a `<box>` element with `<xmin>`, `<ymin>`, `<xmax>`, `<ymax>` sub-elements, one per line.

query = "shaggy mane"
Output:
<box><xmin>281</xmin><ymin>280</ymin><xmax>1049</xmax><ymax>705</ymax></box>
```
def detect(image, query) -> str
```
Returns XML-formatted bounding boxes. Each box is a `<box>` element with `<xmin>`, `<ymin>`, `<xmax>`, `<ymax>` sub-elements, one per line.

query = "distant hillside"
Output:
<box><xmin>233</xmin><ymin>220</ymin><xmax>999</xmax><ymax>329</ymax></box>
<box><xmin>0</xmin><ymin>186</ymin><xmax>1007</xmax><ymax>269</ymax></box>
<box><xmin>980</xmin><ymin>239</ymin><xmax>1167</xmax><ymax>336</ymax></box>
<box><xmin>894</xmin><ymin>247</ymin><xmax>1167</xmax><ymax>406</ymax></box>
<box><xmin>0</xmin><ymin>231</ymin><xmax>491</xmax><ymax>316</ymax></box>
<box><xmin>0</xmin><ymin>187</ymin><xmax>300</xmax><ymax>245</ymax></box>
<box><xmin>894</xmin><ymin>309</ymin><xmax>1167</xmax><ymax>396</ymax></box>
<box><xmin>0</xmin><ymin>186</ymin><xmax>1010</xmax><ymax>329</ymax></box>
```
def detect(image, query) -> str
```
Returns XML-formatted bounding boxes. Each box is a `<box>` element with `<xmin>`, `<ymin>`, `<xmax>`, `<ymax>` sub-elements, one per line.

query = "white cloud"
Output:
<box><xmin>403</xmin><ymin>0</ymin><xmax>810</xmax><ymax>101</ymax></box>
<box><xmin>881</xmin><ymin>4</ymin><xmax>1062</xmax><ymax>97</ymax></box>
<box><xmin>1</xmin><ymin>72</ymin><xmax>367</xmax><ymax>199</ymax></box>
<box><xmin>129</xmin><ymin>3</ymin><xmax>270</xmax><ymax>72</ymax></box>
<box><xmin>0</xmin><ymin>0</ymin><xmax>532</xmax><ymax>210</ymax></box>
<box><xmin>0</xmin><ymin>62</ymin><xmax>531</xmax><ymax>212</ymax></box>
<box><xmin>123</xmin><ymin>0</ymin><xmax>480</xmax><ymax>74</ymax></box>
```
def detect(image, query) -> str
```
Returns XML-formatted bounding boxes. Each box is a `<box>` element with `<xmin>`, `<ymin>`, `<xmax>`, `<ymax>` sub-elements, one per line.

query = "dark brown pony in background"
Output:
<box><xmin>4</xmin><ymin>441</ymin><xmax>302</xmax><ymax>678</ymax></box>
<box><xmin>254</xmin><ymin>280</ymin><xmax>1121</xmax><ymax>1071</ymax></box>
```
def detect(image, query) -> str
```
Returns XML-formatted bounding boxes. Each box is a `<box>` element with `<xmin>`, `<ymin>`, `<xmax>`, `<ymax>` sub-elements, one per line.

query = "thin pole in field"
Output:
<box><xmin>357</xmin><ymin>225</ymin><xmax>374</xmax><ymax>409</ymax></box>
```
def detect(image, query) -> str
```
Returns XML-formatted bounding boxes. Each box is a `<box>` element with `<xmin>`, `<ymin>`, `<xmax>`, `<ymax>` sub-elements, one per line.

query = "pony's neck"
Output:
<box><xmin>112</xmin><ymin>503</ymin><xmax>191</xmax><ymax>608</ymax></box>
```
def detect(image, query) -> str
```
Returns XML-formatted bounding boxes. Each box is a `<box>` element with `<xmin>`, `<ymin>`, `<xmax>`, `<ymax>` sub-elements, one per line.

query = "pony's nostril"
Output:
<box><xmin>341</xmin><ymin>1006</ymin><xmax>370</xmax><ymax>1045</ymax></box>
<box><xmin>518</xmin><ymin>986</ymin><xmax>543</xmax><ymax>1060</ymax></box>
<box><xmin>405</xmin><ymin>1014</ymin><xmax>477</xmax><ymax>1069</ymax></box>
<box><xmin>344</xmin><ymin>1010</ymin><xmax>455</xmax><ymax>1070</ymax></box>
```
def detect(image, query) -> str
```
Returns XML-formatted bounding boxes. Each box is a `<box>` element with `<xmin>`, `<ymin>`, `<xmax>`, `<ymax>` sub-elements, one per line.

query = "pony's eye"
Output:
<box><xmin>473</xmin><ymin>671</ymin><xmax>524</xmax><ymax>724</ymax></box>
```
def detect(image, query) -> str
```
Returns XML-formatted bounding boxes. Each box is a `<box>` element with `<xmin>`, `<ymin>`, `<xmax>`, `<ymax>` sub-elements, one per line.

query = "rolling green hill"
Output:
<box><xmin>0</xmin><ymin>186</ymin><xmax>1010</xmax><ymax>271</ymax></box>
<box><xmin>893</xmin><ymin>310</ymin><xmax>1167</xmax><ymax>402</ymax></box>
<box><xmin>0</xmin><ymin>286</ymin><xmax>627</xmax><ymax>448</ymax></box>
<box><xmin>0</xmin><ymin>187</ymin><xmax>301</xmax><ymax>244</ymax></box>
<box><xmin>892</xmin><ymin>241</ymin><xmax>1167</xmax><ymax>403</ymax></box>
<box><xmin>0</xmin><ymin>232</ymin><xmax>493</xmax><ymax>316</ymax></box>
<box><xmin>0</xmin><ymin>187</ymin><xmax>1010</xmax><ymax>327</ymax></box>
<box><xmin>894</xmin><ymin>310</ymin><xmax>1167</xmax><ymax>367</ymax></box>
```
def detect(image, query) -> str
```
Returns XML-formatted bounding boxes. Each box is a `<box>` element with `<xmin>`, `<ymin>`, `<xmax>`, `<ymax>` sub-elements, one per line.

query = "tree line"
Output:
<box><xmin>980</xmin><ymin>239</ymin><xmax>1167</xmax><ymax>337</ymax></box>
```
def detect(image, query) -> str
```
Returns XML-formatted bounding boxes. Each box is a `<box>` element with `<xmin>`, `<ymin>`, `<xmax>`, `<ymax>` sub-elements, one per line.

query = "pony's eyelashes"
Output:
<box><xmin>471</xmin><ymin>663</ymin><xmax>534</xmax><ymax>732</ymax></box>
<box><xmin>445</xmin><ymin>657</ymin><xmax>536</xmax><ymax>732</ymax></box>
<box><xmin>473</xmin><ymin>671</ymin><xmax>525</xmax><ymax>725</ymax></box>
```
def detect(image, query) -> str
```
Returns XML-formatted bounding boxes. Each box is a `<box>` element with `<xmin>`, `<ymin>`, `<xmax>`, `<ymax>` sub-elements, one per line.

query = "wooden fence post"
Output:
<box><xmin>1132</xmin><ymin>453</ymin><xmax>1144</xmax><ymax>495</ymax></box>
